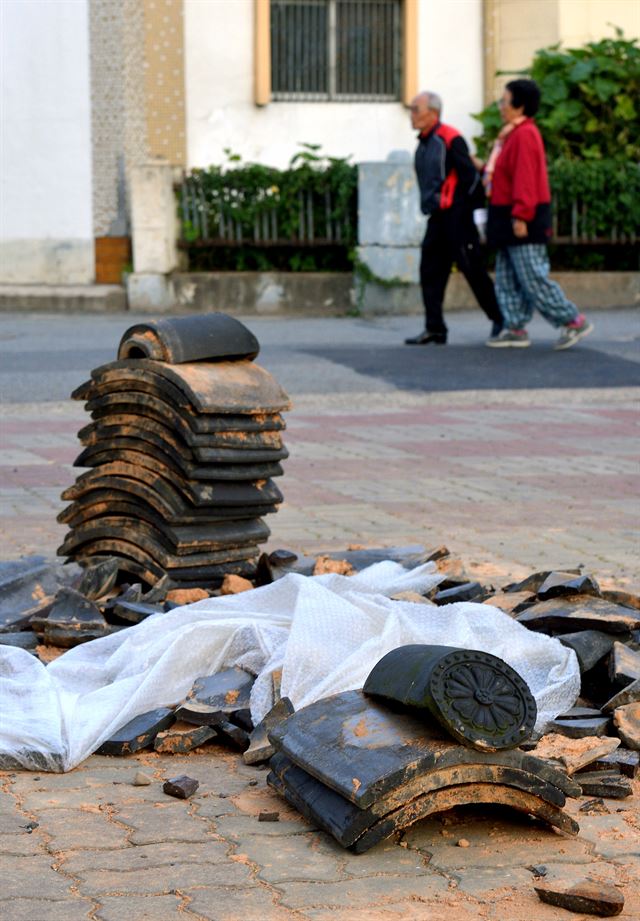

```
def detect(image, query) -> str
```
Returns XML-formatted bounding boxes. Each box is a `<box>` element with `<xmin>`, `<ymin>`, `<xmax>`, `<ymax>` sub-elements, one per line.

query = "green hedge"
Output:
<box><xmin>178</xmin><ymin>146</ymin><xmax>637</xmax><ymax>273</ymax></box>
<box><xmin>548</xmin><ymin>159</ymin><xmax>640</xmax><ymax>240</ymax></box>
<box><xmin>178</xmin><ymin>145</ymin><xmax>357</xmax><ymax>271</ymax></box>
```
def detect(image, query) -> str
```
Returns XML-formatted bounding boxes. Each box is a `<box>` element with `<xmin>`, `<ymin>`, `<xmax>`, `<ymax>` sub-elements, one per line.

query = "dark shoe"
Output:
<box><xmin>404</xmin><ymin>330</ymin><xmax>447</xmax><ymax>345</ymax></box>
<box><xmin>490</xmin><ymin>320</ymin><xmax>504</xmax><ymax>339</ymax></box>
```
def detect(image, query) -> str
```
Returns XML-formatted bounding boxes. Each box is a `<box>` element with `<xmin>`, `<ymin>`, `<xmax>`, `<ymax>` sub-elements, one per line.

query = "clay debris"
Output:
<box><xmin>534</xmin><ymin>878</ymin><xmax>624</xmax><ymax>916</ymax></box>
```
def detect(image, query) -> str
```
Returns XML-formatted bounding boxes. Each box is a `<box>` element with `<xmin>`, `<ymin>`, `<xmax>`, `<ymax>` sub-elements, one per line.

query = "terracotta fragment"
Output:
<box><xmin>558</xmin><ymin>630</ymin><xmax>614</xmax><ymax>672</ymax></box>
<box><xmin>546</xmin><ymin>716</ymin><xmax>611</xmax><ymax>739</ymax></box>
<box><xmin>576</xmin><ymin>770</ymin><xmax>632</xmax><ymax>799</ymax></box>
<box><xmin>39</xmin><ymin>587</ymin><xmax>110</xmax><ymax>648</ymax></box>
<box><xmin>613</xmin><ymin>702</ymin><xmax>640</xmax><ymax>750</ymax></box>
<box><xmin>312</xmin><ymin>556</ymin><xmax>354</xmax><ymax>576</ymax></box>
<box><xmin>609</xmin><ymin>642</ymin><xmax>640</xmax><ymax>688</ymax></box>
<box><xmin>243</xmin><ymin>697</ymin><xmax>295</xmax><ymax>765</ymax></box>
<box><xmin>154</xmin><ymin>721</ymin><xmax>217</xmax><ymax>753</ymax></box>
<box><xmin>530</xmin><ymin>734</ymin><xmax>620</xmax><ymax>775</ymax></box>
<box><xmin>163</xmin><ymin>774</ymin><xmax>199</xmax><ymax>799</ymax></box>
<box><xmin>433</xmin><ymin>581</ymin><xmax>485</xmax><ymax>604</ymax></box>
<box><xmin>602</xmin><ymin>678</ymin><xmax>640</xmax><ymax>714</ymax></box>
<box><xmin>165</xmin><ymin>587</ymin><xmax>209</xmax><ymax>604</ymax></box>
<box><xmin>220</xmin><ymin>574</ymin><xmax>254</xmax><ymax>594</ymax></box>
<box><xmin>534</xmin><ymin>879</ymin><xmax>624</xmax><ymax>916</ymax></box>
<box><xmin>96</xmin><ymin>707</ymin><xmax>175</xmax><ymax>755</ymax></box>
<box><xmin>537</xmin><ymin>571</ymin><xmax>601</xmax><ymax>600</ymax></box>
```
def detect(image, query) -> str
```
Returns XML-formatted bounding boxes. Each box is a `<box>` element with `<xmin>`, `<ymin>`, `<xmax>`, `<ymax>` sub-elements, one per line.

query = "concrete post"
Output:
<box><xmin>356</xmin><ymin>153</ymin><xmax>425</xmax><ymax>314</ymax></box>
<box><xmin>127</xmin><ymin>161</ymin><xmax>178</xmax><ymax>311</ymax></box>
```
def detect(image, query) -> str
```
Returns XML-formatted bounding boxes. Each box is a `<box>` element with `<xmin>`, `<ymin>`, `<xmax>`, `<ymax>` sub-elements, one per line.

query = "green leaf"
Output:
<box><xmin>592</xmin><ymin>76</ymin><xmax>621</xmax><ymax>101</ymax></box>
<box><xmin>541</xmin><ymin>73</ymin><xmax>570</xmax><ymax>103</ymax></box>
<box><xmin>570</xmin><ymin>59</ymin><xmax>596</xmax><ymax>81</ymax></box>
<box><xmin>614</xmin><ymin>94</ymin><xmax>636</xmax><ymax>120</ymax></box>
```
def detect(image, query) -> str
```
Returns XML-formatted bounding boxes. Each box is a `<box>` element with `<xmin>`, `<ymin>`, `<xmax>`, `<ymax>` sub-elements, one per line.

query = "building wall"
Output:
<box><xmin>0</xmin><ymin>0</ymin><xmax>94</xmax><ymax>284</ymax></box>
<box><xmin>89</xmin><ymin>0</ymin><xmax>147</xmax><ymax>238</ymax></box>
<box><xmin>558</xmin><ymin>0</ymin><xmax>640</xmax><ymax>47</ymax></box>
<box><xmin>90</xmin><ymin>0</ymin><xmax>185</xmax><ymax>240</ymax></box>
<box><xmin>484</xmin><ymin>0</ymin><xmax>640</xmax><ymax>103</ymax></box>
<box><xmin>184</xmin><ymin>0</ymin><xmax>484</xmax><ymax>169</ymax></box>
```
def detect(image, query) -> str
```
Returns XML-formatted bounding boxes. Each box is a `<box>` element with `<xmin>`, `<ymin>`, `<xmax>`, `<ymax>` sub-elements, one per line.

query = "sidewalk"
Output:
<box><xmin>1</xmin><ymin>387</ymin><xmax>638</xmax><ymax>589</ymax></box>
<box><xmin>1</xmin><ymin>312</ymin><xmax>639</xmax><ymax>920</ymax></box>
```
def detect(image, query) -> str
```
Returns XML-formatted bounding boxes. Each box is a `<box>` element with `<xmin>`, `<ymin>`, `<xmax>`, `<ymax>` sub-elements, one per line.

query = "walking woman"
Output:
<box><xmin>484</xmin><ymin>79</ymin><xmax>593</xmax><ymax>350</ymax></box>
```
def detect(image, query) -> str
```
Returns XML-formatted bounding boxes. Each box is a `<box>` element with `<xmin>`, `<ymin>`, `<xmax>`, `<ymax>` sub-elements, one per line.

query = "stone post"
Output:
<box><xmin>356</xmin><ymin>152</ymin><xmax>425</xmax><ymax>314</ymax></box>
<box><xmin>127</xmin><ymin>161</ymin><xmax>179</xmax><ymax>311</ymax></box>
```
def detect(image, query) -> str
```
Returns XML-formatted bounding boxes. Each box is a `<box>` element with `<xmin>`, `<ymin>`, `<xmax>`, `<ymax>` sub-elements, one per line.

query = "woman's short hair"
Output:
<box><xmin>506</xmin><ymin>79</ymin><xmax>541</xmax><ymax>116</ymax></box>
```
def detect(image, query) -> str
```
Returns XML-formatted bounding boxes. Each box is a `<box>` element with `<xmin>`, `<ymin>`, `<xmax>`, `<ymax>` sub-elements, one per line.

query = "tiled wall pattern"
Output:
<box><xmin>142</xmin><ymin>0</ymin><xmax>187</xmax><ymax>164</ymax></box>
<box><xmin>89</xmin><ymin>0</ymin><xmax>185</xmax><ymax>238</ymax></box>
<box><xmin>89</xmin><ymin>0</ymin><xmax>147</xmax><ymax>236</ymax></box>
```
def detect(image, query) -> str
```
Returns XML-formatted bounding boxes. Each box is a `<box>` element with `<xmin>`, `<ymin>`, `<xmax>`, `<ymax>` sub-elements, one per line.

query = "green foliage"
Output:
<box><xmin>178</xmin><ymin>144</ymin><xmax>357</xmax><ymax>271</ymax></box>
<box><xmin>473</xmin><ymin>30</ymin><xmax>640</xmax><ymax>161</ymax></box>
<box><xmin>471</xmin><ymin>31</ymin><xmax>640</xmax><ymax>247</ymax></box>
<box><xmin>548</xmin><ymin>159</ymin><xmax>640</xmax><ymax>239</ymax></box>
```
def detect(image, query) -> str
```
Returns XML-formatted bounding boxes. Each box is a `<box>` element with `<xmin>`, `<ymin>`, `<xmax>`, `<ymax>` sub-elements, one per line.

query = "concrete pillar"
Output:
<box><xmin>356</xmin><ymin>153</ymin><xmax>426</xmax><ymax>314</ymax></box>
<box><xmin>127</xmin><ymin>161</ymin><xmax>178</xmax><ymax>311</ymax></box>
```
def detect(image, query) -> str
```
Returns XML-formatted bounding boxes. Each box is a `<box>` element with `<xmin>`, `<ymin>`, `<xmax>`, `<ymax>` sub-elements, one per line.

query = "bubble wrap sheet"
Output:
<box><xmin>0</xmin><ymin>561</ymin><xmax>579</xmax><ymax>772</ymax></box>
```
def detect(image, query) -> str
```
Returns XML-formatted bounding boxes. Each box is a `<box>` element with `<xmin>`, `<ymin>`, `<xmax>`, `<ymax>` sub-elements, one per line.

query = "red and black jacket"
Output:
<box><xmin>414</xmin><ymin>122</ymin><xmax>483</xmax><ymax>216</ymax></box>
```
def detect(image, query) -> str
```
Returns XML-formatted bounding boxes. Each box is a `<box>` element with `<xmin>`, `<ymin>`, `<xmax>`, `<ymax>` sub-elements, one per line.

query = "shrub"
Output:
<box><xmin>178</xmin><ymin>144</ymin><xmax>357</xmax><ymax>271</ymax></box>
<box><xmin>473</xmin><ymin>29</ymin><xmax>640</xmax><ymax>161</ymax></box>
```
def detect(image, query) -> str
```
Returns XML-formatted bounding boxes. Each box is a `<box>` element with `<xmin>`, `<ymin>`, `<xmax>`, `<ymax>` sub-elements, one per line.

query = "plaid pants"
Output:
<box><xmin>495</xmin><ymin>244</ymin><xmax>579</xmax><ymax>330</ymax></box>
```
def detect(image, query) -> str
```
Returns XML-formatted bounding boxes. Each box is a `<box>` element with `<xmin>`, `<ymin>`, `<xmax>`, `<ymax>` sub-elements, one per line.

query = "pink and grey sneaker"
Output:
<box><xmin>485</xmin><ymin>328</ymin><xmax>530</xmax><ymax>348</ymax></box>
<box><xmin>555</xmin><ymin>315</ymin><xmax>594</xmax><ymax>350</ymax></box>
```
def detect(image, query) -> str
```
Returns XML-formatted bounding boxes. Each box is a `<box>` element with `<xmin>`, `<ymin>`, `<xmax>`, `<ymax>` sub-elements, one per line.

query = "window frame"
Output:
<box><xmin>254</xmin><ymin>0</ymin><xmax>418</xmax><ymax>106</ymax></box>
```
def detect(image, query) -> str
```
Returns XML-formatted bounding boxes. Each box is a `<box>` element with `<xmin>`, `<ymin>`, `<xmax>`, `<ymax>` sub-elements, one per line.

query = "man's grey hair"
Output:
<box><xmin>424</xmin><ymin>91</ymin><xmax>442</xmax><ymax>112</ymax></box>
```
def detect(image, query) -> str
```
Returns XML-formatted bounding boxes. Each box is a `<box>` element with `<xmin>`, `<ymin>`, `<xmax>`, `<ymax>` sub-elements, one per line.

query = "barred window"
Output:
<box><xmin>271</xmin><ymin>0</ymin><xmax>402</xmax><ymax>101</ymax></box>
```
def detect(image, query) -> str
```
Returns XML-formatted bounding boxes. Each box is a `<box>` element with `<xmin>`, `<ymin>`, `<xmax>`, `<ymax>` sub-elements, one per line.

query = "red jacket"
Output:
<box><xmin>487</xmin><ymin>119</ymin><xmax>552</xmax><ymax>246</ymax></box>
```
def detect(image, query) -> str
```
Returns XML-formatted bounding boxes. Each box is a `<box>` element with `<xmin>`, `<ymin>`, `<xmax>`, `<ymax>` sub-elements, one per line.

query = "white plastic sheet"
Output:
<box><xmin>0</xmin><ymin>561</ymin><xmax>580</xmax><ymax>772</ymax></box>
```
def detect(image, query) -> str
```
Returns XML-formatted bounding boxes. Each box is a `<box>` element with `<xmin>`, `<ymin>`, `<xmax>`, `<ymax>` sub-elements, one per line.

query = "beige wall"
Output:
<box><xmin>559</xmin><ymin>0</ymin><xmax>640</xmax><ymax>46</ymax></box>
<box><xmin>484</xmin><ymin>0</ymin><xmax>640</xmax><ymax>103</ymax></box>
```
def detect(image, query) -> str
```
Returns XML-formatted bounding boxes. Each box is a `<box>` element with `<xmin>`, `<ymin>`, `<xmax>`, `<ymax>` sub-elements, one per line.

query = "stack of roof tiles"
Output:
<box><xmin>57</xmin><ymin>314</ymin><xmax>290</xmax><ymax>590</ymax></box>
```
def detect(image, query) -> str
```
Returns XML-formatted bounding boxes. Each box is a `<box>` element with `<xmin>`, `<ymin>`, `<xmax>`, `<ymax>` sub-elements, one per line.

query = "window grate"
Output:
<box><xmin>271</xmin><ymin>0</ymin><xmax>401</xmax><ymax>101</ymax></box>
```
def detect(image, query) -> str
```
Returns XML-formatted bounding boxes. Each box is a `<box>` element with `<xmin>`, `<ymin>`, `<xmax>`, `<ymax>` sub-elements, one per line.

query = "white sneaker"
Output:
<box><xmin>554</xmin><ymin>319</ymin><xmax>594</xmax><ymax>350</ymax></box>
<box><xmin>485</xmin><ymin>329</ymin><xmax>531</xmax><ymax>348</ymax></box>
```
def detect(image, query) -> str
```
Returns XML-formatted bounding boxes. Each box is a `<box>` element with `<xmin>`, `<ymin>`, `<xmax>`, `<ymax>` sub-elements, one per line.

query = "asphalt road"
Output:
<box><xmin>0</xmin><ymin>308</ymin><xmax>639</xmax><ymax>403</ymax></box>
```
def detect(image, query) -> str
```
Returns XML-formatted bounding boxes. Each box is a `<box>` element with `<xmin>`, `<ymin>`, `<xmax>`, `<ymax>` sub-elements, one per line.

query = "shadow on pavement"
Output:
<box><xmin>300</xmin><ymin>344</ymin><xmax>640</xmax><ymax>391</ymax></box>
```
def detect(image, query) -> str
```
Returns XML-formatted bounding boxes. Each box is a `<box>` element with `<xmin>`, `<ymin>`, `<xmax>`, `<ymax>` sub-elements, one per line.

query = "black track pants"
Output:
<box><xmin>420</xmin><ymin>207</ymin><xmax>502</xmax><ymax>335</ymax></box>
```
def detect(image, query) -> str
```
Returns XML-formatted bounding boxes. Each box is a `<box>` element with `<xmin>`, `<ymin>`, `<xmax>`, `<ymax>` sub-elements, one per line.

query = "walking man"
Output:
<box><xmin>405</xmin><ymin>91</ymin><xmax>503</xmax><ymax>346</ymax></box>
<box><xmin>484</xmin><ymin>78</ymin><xmax>593</xmax><ymax>349</ymax></box>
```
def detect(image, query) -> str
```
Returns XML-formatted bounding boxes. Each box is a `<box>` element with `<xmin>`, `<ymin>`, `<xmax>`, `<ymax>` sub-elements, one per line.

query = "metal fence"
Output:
<box><xmin>177</xmin><ymin>176</ymin><xmax>635</xmax><ymax>248</ymax></box>
<box><xmin>178</xmin><ymin>177</ymin><xmax>354</xmax><ymax>248</ymax></box>
<box><xmin>551</xmin><ymin>199</ymin><xmax>637</xmax><ymax>245</ymax></box>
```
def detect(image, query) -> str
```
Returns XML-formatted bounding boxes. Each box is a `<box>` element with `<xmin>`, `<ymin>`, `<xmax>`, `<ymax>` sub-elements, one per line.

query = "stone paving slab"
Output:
<box><xmin>3</xmin><ymin>899</ymin><xmax>95</xmax><ymax>921</ymax></box>
<box><xmin>93</xmin><ymin>894</ymin><xmax>185</xmax><ymax>921</ymax></box>
<box><xmin>2</xmin><ymin>388</ymin><xmax>638</xmax><ymax>587</ymax></box>
<box><xmin>2</xmin><ymin>752</ymin><xmax>638</xmax><ymax>920</ymax></box>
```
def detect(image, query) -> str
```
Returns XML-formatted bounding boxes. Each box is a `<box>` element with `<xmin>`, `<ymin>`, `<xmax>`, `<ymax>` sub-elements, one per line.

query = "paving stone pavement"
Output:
<box><xmin>1</xmin><ymin>387</ymin><xmax>638</xmax><ymax>589</ymax></box>
<box><xmin>1</xmin><ymin>749</ymin><xmax>639</xmax><ymax>921</ymax></box>
<box><xmin>1</xmin><ymin>311</ymin><xmax>639</xmax><ymax>919</ymax></box>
